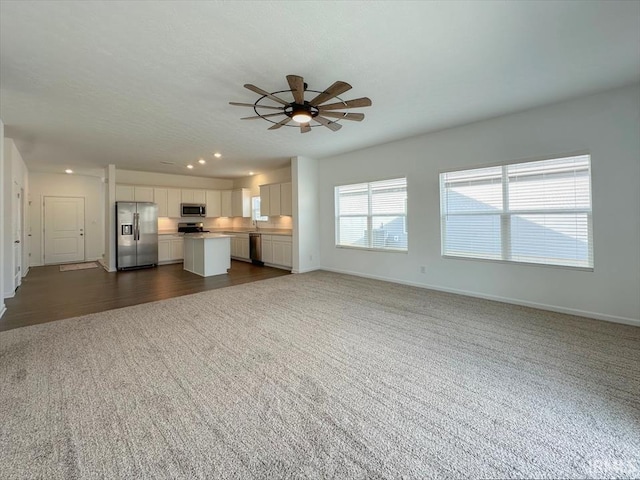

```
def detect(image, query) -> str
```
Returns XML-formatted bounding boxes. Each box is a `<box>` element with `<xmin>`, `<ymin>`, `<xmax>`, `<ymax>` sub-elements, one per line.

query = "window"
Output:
<box><xmin>335</xmin><ymin>177</ymin><xmax>407</xmax><ymax>251</ymax></box>
<box><xmin>440</xmin><ymin>154</ymin><xmax>593</xmax><ymax>269</ymax></box>
<box><xmin>252</xmin><ymin>196</ymin><xmax>267</xmax><ymax>222</ymax></box>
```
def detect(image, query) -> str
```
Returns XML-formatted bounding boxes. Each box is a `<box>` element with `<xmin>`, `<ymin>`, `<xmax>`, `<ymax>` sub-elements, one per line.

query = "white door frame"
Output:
<box><xmin>13</xmin><ymin>181</ymin><xmax>22</xmax><ymax>291</ymax></box>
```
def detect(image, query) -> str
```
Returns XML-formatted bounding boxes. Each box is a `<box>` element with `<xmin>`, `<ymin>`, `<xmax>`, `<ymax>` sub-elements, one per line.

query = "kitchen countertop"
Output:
<box><xmin>158</xmin><ymin>229</ymin><xmax>292</xmax><ymax>236</ymax></box>
<box><xmin>181</xmin><ymin>233</ymin><xmax>232</xmax><ymax>240</ymax></box>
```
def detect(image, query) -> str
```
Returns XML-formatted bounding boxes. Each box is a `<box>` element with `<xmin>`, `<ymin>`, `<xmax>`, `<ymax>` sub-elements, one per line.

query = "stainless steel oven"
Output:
<box><xmin>181</xmin><ymin>203</ymin><xmax>206</xmax><ymax>217</ymax></box>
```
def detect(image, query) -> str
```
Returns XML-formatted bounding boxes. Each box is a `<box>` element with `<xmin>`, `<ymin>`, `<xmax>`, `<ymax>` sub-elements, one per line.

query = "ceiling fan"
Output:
<box><xmin>229</xmin><ymin>75</ymin><xmax>372</xmax><ymax>133</ymax></box>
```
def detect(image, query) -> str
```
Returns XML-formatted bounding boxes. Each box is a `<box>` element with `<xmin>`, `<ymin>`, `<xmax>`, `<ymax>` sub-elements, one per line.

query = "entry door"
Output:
<box><xmin>44</xmin><ymin>197</ymin><xmax>85</xmax><ymax>264</ymax></box>
<box><xmin>13</xmin><ymin>182</ymin><xmax>22</xmax><ymax>289</ymax></box>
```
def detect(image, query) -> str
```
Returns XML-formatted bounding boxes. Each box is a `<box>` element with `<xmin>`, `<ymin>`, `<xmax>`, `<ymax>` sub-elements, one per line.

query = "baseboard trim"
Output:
<box><xmin>321</xmin><ymin>267</ymin><xmax>640</xmax><ymax>328</ymax></box>
<box><xmin>0</xmin><ymin>303</ymin><xmax>6</xmax><ymax>319</ymax></box>
<box><xmin>292</xmin><ymin>266</ymin><xmax>321</xmax><ymax>274</ymax></box>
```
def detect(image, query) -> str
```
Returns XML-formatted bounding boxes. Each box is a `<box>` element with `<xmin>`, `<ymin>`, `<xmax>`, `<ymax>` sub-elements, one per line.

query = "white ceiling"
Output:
<box><xmin>1</xmin><ymin>1</ymin><xmax>639</xmax><ymax>178</ymax></box>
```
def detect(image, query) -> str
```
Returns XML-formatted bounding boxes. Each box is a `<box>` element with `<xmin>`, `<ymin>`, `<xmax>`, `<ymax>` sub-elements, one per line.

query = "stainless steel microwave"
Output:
<box><xmin>181</xmin><ymin>203</ymin><xmax>206</xmax><ymax>217</ymax></box>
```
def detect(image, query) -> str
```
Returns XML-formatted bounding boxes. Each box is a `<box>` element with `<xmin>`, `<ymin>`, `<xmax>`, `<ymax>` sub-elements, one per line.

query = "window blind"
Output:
<box><xmin>440</xmin><ymin>155</ymin><xmax>593</xmax><ymax>268</ymax></box>
<box><xmin>336</xmin><ymin>178</ymin><xmax>407</xmax><ymax>251</ymax></box>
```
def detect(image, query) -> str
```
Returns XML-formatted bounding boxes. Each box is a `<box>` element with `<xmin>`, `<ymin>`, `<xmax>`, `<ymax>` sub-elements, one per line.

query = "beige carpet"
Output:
<box><xmin>1</xmin><ymin>271</ymin><xmax>638</xmax><ymax>479</ymax></box>
<box><xmin>59</xmin><ymin>262</ymin><xmax>99</xmax><ymax>272</ymax></box>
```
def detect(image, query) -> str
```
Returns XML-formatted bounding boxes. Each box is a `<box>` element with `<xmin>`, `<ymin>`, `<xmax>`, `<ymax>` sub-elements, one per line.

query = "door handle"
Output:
<box><xmin>80</xmin><ymin>233</ymin><xmax>84</xmax><ymax>236</ymax></box>
<box><xmin>14</xmin><ymin>240</ymin><xmax>20</xmax><ymax>244</ymax></box>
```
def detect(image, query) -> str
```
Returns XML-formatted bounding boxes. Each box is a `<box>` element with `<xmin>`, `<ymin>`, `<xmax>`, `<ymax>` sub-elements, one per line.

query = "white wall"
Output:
<box><xmin>318</xmin><ymin>84</ymin><xmax>640</xmax><ymax>325</ymax></box>
<box><xmin>29</xmin><ymin>172</ymin><xmax>105</xmax><ymax>266</ymax></box>
<box><xmin>232</xmin><ymin>166</ymin><xmax>291</xmax><ymax>196</ymax></box>
<box><xmin>293</xmin><ymin>156</ymin><xmax>320</xmax><ymax>274</ymax></box>
<box><xmin>117</xmin><ymin>169</ymin><xmax>233</xmax><ymax>190</ymax></box>
<box><xmin>0</xmin><ymin>120</ymin><xmax>4</xmax><ymax>317</ymax></box>
<box><xmin>3</xmin><ymin>138</ymin><xmax>28</xmax><ymax>298</ymax></box>
<box><xmin>105</xmin><ymin>164</ymin><xmax>116</xmax><ymax>271</ymax></box>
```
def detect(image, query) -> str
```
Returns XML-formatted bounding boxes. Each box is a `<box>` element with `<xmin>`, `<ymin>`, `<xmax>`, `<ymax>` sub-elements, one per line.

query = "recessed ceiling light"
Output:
<box><xmin>249</xmin><ymin>171</ymin><xmax>255</xmax><ymax>176</ymax></box>
<box><xmin>198</xmin><ymin>158</ymin><xmax>206</xmax><ymax>165</ymax></box>
<box><xmin>187</xmin><ymin>164</ymin><xmax>194</xmax><ymax>169</ymax></box>
<box><xmin>214</xmin><ymin>152</ymin><xmax>222</xmax><ymax>158</ymax></box>
<box><xmin>65</xmin><ymin>169</ymin><xmax>73</xmax><ymax>174</ymax></box>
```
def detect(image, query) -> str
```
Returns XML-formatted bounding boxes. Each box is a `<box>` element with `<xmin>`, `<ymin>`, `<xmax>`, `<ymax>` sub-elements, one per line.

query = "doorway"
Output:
<box><xmin>44</xmin><ymin>196</ymin><xmax>86</xmax><ymax>264</ymax></box>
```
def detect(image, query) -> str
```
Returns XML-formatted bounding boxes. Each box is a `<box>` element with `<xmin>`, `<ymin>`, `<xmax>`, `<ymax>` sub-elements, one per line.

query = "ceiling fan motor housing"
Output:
<box><xmin>285</xmin><ymin>102</ymin><xmax>319</xmax><ymax>120</ymax></box>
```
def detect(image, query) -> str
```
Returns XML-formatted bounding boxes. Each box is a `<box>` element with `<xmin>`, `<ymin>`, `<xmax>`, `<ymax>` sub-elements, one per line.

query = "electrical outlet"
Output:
<box><xmin>420</xmin><ymin>265</ymin><xmax>426</xmax><ymax>274</ymax></box>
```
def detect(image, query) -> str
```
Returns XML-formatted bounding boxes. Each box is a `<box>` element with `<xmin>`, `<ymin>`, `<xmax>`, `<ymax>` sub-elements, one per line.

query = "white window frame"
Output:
<box><xmin>335</xmin><ymin>177</ymin><xmax>408</xmax><ymax>253</ymax></box>
<box><xmin>440</xmin><ymin>153</ymin><xmax>593</xmax><ymax>270</ymax></box>
<box><xmin>251</xmin><ymin>196</ymin><xmax>268</xmax><ymax>222</ymax></box>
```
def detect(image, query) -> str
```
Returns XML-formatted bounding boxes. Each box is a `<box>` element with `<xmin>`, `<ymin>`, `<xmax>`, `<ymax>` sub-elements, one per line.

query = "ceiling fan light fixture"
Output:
<box><xmin>292</xmin><ymin>112</ymin><xmax>312</xmax><ymax>124</ymax></box>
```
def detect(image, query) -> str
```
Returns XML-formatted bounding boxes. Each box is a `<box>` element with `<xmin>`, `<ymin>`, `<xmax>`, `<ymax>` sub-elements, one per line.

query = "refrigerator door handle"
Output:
<box><xmin>134</xmin><ymin>212</ymin><xmax>140</xmax><ymax>241</ymax></box>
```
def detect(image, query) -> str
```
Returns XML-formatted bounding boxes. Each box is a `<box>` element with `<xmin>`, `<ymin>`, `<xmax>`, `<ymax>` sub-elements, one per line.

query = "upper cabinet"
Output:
<box><xmin>117</xmin><ymin>184</ymin><xmax>256</xmax><ymax>218</ymax></box>
<box><xmin>181</xmin><ymin>189</ymin><xmax>206</xmax><ymax>204</ymax></box>
<box><xmin>206</xmin><ymin>190</ymin><xmax>222</xmax><ymax>218</ymax></box>
<box><xmin>280</xmin><ymin>182</ymin><xmax>292</xmax><ymax>216</ymax></box>
<box><xmin>231</xmin><ymin>188</ymin><xmax>251</xmax><ymax>218</ymax></box>
<box><xmin>221</xmin><ymin>190</ymin><xmax>232</xmax><ymax>217</ymax></box>
<box><xmin>115</xmin><ymin>185</ymin><xmax>134</xmax><ymax>202</ymax></box>
<box><xmin>116</xmin><ymin>185</ymin><xmax>154</xmax><ymax>202</ymax></box>
<box><xmin>167</xmin><ymin>188</ymin><xmax>181</xmax><ymax>217</ymax></box>
<box><xmin>260</xmin><ymin>182</ymin><xmax>292</xmax><ymax>217</ymax></box>
<box><xmin>154</xmin><ymin>188</ymin><xmax>168</xmax><ymax>217</ymax></box>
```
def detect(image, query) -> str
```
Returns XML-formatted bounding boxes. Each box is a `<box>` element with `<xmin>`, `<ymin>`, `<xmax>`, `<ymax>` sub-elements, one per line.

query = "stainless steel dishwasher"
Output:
<box><xmin>249</xmin><ymin>233</ymin><xmax>263</xmax><ymax>266</ymax></box>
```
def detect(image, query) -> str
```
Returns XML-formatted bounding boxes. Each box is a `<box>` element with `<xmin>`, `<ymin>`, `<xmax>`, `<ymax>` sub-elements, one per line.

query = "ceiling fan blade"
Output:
<box><xmin>241</xmin><ymin>112</ymin><xmax>285</xmax><ymax>120</ymax></box>
<box><xmin>313</xmin><ymin>115</ymin><xmax>342</xmax><ymax>132</ymax></box>
<box><xmin>309</xmin><ymin>81</ymin><xmax>352</xmax><ymax>106</ymax></box>
<box><xmin>300</xmin><ymin>123</ymin><xmax>311</xmax><ymax>133</ymax></box>
<box><xmin>268</xmin><ymin>117</ymin><xmax>293</xmax><ymax>130</ymax></box>
<box><xmin>318</xmin><ymin>97</ymin><xmax>372</xmax><ymax>111</ymax></box>
<box><xmin>318</xmin><ymin>112</ymin><xmax>365</xmax><ymax>122</ymax></box>
<box><xmin>286</xmin><ymin>75</ymin><xmax>305</xmax><ymax>104</ymax></box>
<box><xmin>229</xmin><ymin>102</ymin><xmax>284</xmax><ymax>111</ymax></box>
<box><xmin>244</xmin><ymin>84</ymin><xmax>290</xmax><ymax>106</ymax></box>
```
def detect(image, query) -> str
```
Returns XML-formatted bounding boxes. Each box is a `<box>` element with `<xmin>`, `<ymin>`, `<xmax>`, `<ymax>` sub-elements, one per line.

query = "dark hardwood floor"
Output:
<box><xmin>0</xmin><ymin>261</ymin><xmax>290</xmax><ymax>332</ymax></box>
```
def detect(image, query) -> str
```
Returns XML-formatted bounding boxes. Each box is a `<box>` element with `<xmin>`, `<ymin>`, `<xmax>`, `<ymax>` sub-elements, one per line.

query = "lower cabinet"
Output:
<box><xmin>228</xmin><ymin>233</ymin><xmax>250</xmax><ymax>261</ymax></box>
<box><xmin>158</xmin><ymin>236</ymin><xmax>184</xmax><ymax>263</ymax></box>
<box><xmin>261</xmin><ymin>235</ymin><xmax>292</xmax><ymax>269</ymax></box>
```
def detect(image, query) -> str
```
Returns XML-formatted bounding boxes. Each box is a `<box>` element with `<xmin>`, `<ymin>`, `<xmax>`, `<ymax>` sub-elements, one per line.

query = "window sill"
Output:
<box><xmin>336</xmin><ymin>245</ymin><xmax>408</xmax><ymax>254</ymax></box>
<box><xmin>442</xmin><ymin>254</ymin><xmax>594</xmax><ymax>272</ymax></box>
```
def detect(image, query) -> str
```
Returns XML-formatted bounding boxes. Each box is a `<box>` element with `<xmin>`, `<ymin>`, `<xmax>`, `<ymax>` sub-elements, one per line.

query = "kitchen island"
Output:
<box><xmin>182</xmin><ymin>233</ymin><xmax>232</xmax><ymax>277</ymax></box>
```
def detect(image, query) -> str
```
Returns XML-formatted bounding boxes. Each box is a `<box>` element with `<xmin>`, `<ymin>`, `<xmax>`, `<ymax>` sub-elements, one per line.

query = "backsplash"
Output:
<box><xmin>158</xmin><ymin>216</ymin><xmax>292</xmax><ymax>232</ymax></box>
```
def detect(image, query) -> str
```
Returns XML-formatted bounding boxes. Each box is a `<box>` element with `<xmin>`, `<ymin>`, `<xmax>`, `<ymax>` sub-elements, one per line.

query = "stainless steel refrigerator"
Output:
<box><xmin>116</xmin><ymin>202</ymin><xmax>158</xmax><ymax>270</ymax></box>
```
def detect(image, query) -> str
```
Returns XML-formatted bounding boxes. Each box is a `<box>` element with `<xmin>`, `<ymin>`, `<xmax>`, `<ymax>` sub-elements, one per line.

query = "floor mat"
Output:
<box><xmin>59</xmin><ymin>262</ymin><xmax>99</xmax><ymax>272</ymax></box>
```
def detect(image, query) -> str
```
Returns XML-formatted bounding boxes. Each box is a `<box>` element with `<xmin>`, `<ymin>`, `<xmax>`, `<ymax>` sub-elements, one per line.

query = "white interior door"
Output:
<box><xmin>13</xmin><ymin>182</ymin><xmax>22</xmax><ymax>289</ymax></box>
<box><xmin>44</xmin><ymin>196</ymin><xmax>85</xmax><ymax>265</ymax></box>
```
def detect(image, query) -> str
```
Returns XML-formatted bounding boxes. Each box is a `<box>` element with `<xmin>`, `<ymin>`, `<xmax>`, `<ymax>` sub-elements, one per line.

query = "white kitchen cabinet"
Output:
<box><xmin>229</xmin><ymin>233</ymin><xmax>250</xmax><ymax>261</ymax></box>
<box><xmin>270</xmin><ymin>184</ymin><xmax>281</xmax><ymax>216</ymax></box>
<box><xmin>259</xmin><ymin>185</ymin><xmax>270</xmax><ymax>217</ymax></box>
<box><xmin>154</xmin><ymin>188</ymin><xmax>168</xmax><ymax>217</ymax></box>
<box><xmin>171</xmin><ymin>237</ymin><xmax>184</xmax><ymax>260</ymax></box>
<box><xmin>231</xmin><ymin>188</ymin><xmax>251</xmax><ymax>217</ymax></box>
<box><xmin>206</xmin><ymin>190</ymin><xmax>221</xmax><ymax>217</ymax></box>
<box><xmin>261</xmin><ymin>235</ymin><xmax>274</xmax><ymax>264</ymax></box>
<box><xmin>158</xmin><ymin>238</ymin><xmax>171</xmax><ymax>262</ymax></box>
<box><xmin>134</xmin><ymin>186</ymin><xmax>154</xmax><ymax>202</ymax></box>
<box><xmin>116</xmin><ymin>185</ymin><xmax>135</xmax><ymax>201</ymax></box>
<box><xmin>167</xmin><ymin>188</ymin><xmax>181</xmax><ymax>218</ymax></box>
<box><xmin>262</xmin><ymin>235</ymin><xmax>291</xmax><ymax>269</ymax></box>
<box><xmin>221</xmin><ymin>190</ymin><xmax>232</xmax><ymax>217</ymax></box>
<box><xmin>158</xmin><ymin>235</ymin><xmax>184</xmax><ymax>263</ymax></box>
<box><xmin>181</xmin><ymin>189</ymin><xmax>206</xmax><ymax>204</ymax></box>
<box><xmin>259</xmin><ymin>182</ymin><xmax>292</xmax><ymax>217</ymax></box>
<box><xmin>280</xmin><ymin>182</ymin><xmax>292</xmax><ymax>216</ymax></box>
